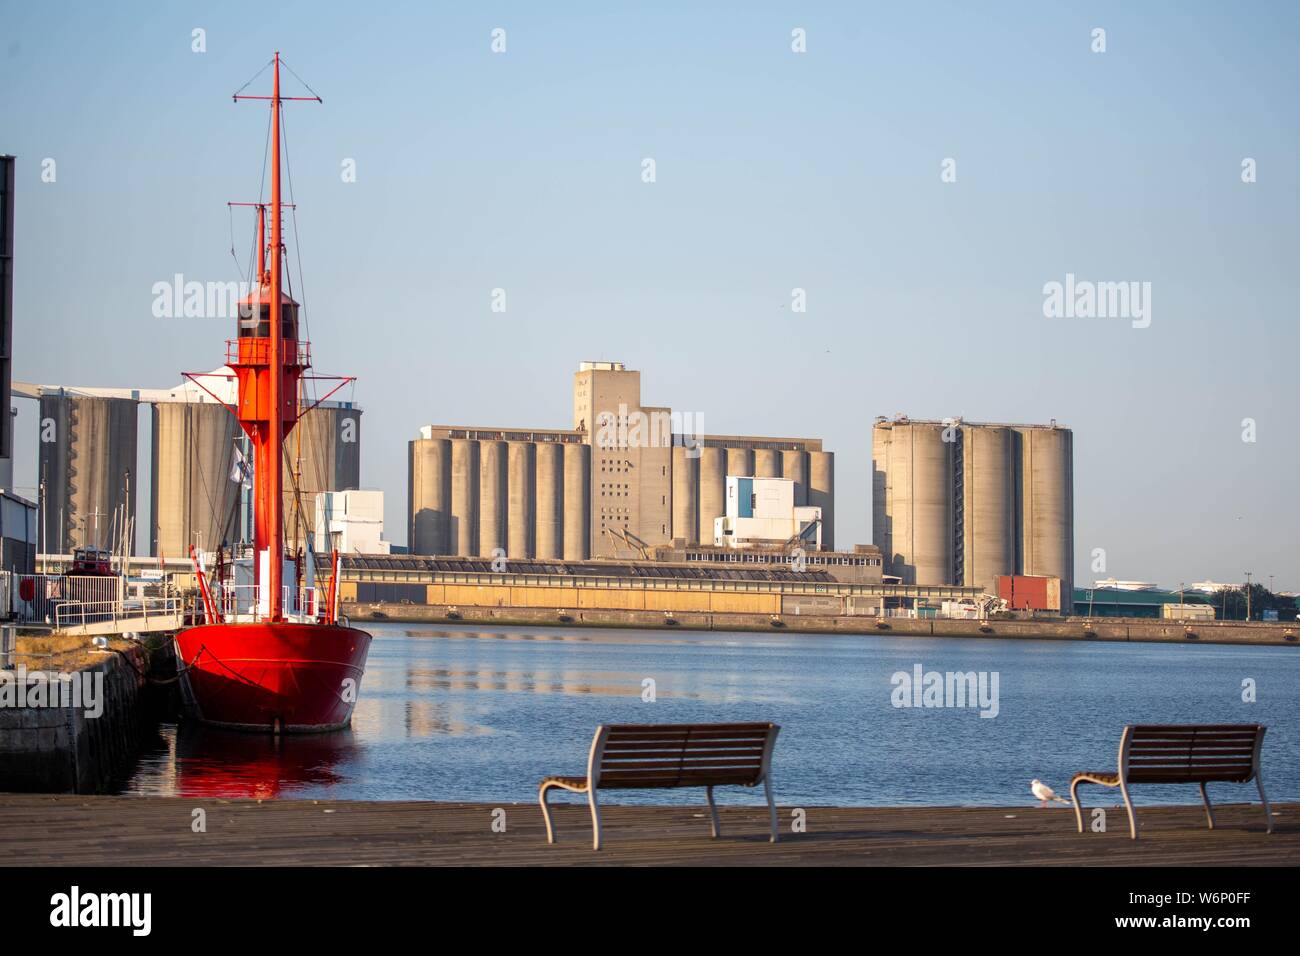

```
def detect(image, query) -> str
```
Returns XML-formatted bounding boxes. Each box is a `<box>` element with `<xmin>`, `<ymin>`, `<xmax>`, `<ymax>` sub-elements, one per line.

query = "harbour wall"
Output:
<box><xmin>347</xmin><ymin>602</ymin><xmax>1298</xmax><ymax>648</ymax></box>
<box><xmin>0</xmin><ymin>642</ymin><xmax>149</xmax><ymax>793</ymax></box>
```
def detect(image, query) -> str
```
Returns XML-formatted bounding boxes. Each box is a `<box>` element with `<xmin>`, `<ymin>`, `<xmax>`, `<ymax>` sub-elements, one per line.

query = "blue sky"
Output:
<box><xmin>2</xmin><ymin>1</ymin><xmax>1297</xmax><ymax>589</ymax></box>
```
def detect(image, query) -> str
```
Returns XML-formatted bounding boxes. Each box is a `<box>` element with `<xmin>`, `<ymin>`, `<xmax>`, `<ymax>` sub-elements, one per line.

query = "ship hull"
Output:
<box><xmin>174</xmin><ymin>621</ymin><xmax>371</xmax><ymax>733</ymax></box>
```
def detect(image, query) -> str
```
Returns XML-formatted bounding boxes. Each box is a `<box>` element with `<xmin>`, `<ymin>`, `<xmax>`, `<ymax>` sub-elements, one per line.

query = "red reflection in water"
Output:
<box><xmin>170</xmin><ymin>722</ymin><xmax>356</xmax><ymax>799</ymax></box>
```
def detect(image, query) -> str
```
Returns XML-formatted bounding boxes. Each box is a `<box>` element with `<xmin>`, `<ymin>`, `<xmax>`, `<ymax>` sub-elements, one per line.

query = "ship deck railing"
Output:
<box><xmin>211</xmin><ymin>584</ymin><xmax>325</xmax><ymax>623</ymax></box>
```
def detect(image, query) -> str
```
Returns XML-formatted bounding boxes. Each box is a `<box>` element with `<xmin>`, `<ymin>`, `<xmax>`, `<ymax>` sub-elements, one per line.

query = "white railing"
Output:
<box><xmin>53</xmin><ymin>596</ymin><xmax>183</xmax><ymax>631</ymax></box>
<box><xmin>15</xmin><ymin>574</ymin><xmax>122</xmax><ymax>623</ymax></box>
<box><xmin>212</xmin><ymin>584</ymin><xmax>324</xmax><ymax>622</ymax></box>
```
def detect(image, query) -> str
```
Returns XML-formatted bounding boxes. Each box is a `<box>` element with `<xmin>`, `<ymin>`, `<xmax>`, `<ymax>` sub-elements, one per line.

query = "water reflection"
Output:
<box><xmin>114</xmin><ymin>624</ymin><xmax>1300</xmax><ymax>806</ymax></box>
<box><xmin>123</xmin><ymin>722</ymin><xmax>357</xmax><ymax>800</ymax></box>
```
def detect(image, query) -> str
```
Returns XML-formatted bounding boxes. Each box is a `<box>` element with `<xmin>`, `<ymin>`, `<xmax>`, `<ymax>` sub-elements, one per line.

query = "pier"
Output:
<box><xmin>350</xmin><ymin>602</ymin><xmax>1300</xmax><ymax>648</ymax></box>
<box><xmin>0</xmin><ymin>796</ymin><xmax>1293</xmax><ymax>866</ymax></box>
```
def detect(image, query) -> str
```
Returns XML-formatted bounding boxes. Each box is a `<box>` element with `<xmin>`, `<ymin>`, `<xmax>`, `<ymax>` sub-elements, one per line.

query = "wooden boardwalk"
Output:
<box><xmin>0</xmin><ymin>795</ymin><xmax>1293</xmax><ymax>866</ymax></box>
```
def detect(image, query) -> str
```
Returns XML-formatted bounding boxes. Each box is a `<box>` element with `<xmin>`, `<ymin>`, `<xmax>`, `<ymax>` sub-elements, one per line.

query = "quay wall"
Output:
<box><xmin>0</xmin><ymin>644</ymin><xmax>148</xmax><ymax>793</ymax></box>
<box><xmin>346</xmin><ymin>602</ymin><xmax>1298</xmax><ymax>648</ymax></box>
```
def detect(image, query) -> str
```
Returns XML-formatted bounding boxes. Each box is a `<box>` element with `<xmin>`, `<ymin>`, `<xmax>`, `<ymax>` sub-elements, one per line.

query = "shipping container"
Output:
<box><xmin>995</xmin><ymin>574</ymin><xmax>1061</xmax><ymax>611</ymax></box>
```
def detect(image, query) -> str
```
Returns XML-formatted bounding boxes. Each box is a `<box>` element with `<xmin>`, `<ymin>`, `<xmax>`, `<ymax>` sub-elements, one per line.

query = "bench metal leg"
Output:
<box><xmin>706</xmin><ymin>786</ymin><xmax>720</xmax><ymax>838</ymax></box>
<box><xmin>1256</xmin><ymin>769</ymin><xmax>1274</xmax><ymax>834</ymax></box>
<box><xmin>1070</xmin><ymin>778</ymin><xmax>1085</xmax><ymax>834</ymax></box>
<box><xmin>764</xmin><ymin>775</ymin><xmax>779</xmax><ymax>843</ymax></box>
<box><xmin>1199</xmin><ymin>782</ymin><xmax>1215</xmax><ymax>830</ymax></box>
<box><xmin>539</xmin><ymin>783</ymin><xmax>558</xmax><ymax>845</ymax></box>
<box><xmin>1120</xmin><ymin>780</ymin><xmax>1138</xmax><ymax>840</ymax></box>
<box><xmin>588</xmin><ymin>789</ymin><xmax>602</xmax><ymax>851</ymax></box>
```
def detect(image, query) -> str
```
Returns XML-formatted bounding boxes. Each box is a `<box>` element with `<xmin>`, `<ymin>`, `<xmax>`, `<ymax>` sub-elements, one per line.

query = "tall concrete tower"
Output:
<box><xmin>573</xmin><ymin>361</ymin><xmax>671</xmax><ymax>557</ymax></box>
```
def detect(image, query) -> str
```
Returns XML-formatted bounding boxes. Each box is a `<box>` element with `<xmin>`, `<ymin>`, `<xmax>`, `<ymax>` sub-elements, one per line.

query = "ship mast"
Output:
<box><xmin>266</xmin><ymin>52</ymin><xmax>287</xmax><ymax>619</ymax></box>
<box><xmin>229</xmin><ymin>51</ymin><xmax>319</xmax><ymax>622</ymax></box>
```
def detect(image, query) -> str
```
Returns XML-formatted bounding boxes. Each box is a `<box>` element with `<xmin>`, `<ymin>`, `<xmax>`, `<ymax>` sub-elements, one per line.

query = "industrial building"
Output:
<box><xmin>714</xmin><ymin>476</ymin><xmax>821</xmax><ymax>549</ymax></box>
<box><xmin>16</xmin><ymin>374</ymin><xmax>361</xmax><ymax>557</ymax></box>
<box><xmin>409</xmin><ymin>361</ymin><xmax>834</xmax><ymax>560</ymax></box>
<box><xmin>339</xmin><ymin>552</ymin><xmax>969</xmax><ymax>616</ymax></box>
<box><xmin>872</xmin><ymin>416</ymin><xmax>1073</xmax><ymax>597</ymax></box>
<box><xmin>313</xmin><ymin>489</ymin><xmax>390</xmax><ymax>556</ymax></box>
<box><xmin>663</xmin><ymin>543</ymin><xmax>884</xmax><ymax>585</ymax></box>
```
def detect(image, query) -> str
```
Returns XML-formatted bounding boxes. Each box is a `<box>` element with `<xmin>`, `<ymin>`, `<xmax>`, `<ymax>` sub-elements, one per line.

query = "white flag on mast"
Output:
<box><xmin>230</xmin><ymin>443</ymin><xmax>253</xmax><ymax>488</ymax></box>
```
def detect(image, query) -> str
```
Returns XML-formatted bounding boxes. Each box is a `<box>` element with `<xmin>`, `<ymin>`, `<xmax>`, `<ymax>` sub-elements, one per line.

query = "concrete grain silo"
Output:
<box><xmin>753</xmin><ymin>448</ymin><xmax>781</xmax><ymax>479</ymax></box>
<box><xmin>450</xmin><ymin>438</ymin><xmax>478</xmax><ymax>556</ymax></box>
<box><xmin>670</xmin><ymin>445</ymin><xmax>698</xmax><ymax>545</ymax></box>
<box><xmin>283</xmin><ymin>404</ymin><xmax>362</xmax><ymax>551</ymax></box>
<box><xmin>808</xmin><ymin>450</ymin><xmax>835</xmax><ymax>551</ymax></box>
<box><xmin>697</xmin><ymin>446</ymin><xmax>725</xmax><ymax>544</ymax></box>
<box><xmin>782</xmin><ymin>449</ymin><xmax>808</xmax><ymax>505</ymax></box>
<box><xmin>534</xmin><ymin>442</ymin><xmax>564</xmax><ymax>559</ymax></box>
<box><xmin>151</xmin><ymin>402</ymin><xmax>242</xmax><ymax>557</ymax></box>
<box><xmin>725</xmin><ymin>447</ymin><xmax>753</xmax><ymax>480</ymax></box>
<box><xmin>38</xmin><ymin>394</ymin><xmax>138</xmax><ymax>554</ymax></box>
<box><xmin>506</xmin><ymin>441</ymin><xmax>535</xmax><ymax>559</ymax></box>
<box><xmin>871</xmin><ymin>423</ymin><xmax>891</xmax><ymax>567</ymax></box>
<box><xmin>408</xmin><ymin>437</ymin><xmax>451</xmax><ymax>555</ymax></box>
<box><xmin>1016</xmin><ymin>425</ymin><xmax>1074</xmax><ymax>599</ymax></box>
<box><xmin>882</xmin><ymin>423</ymin><xmax>951</xmax><ymax>585</ymax></box>
<box><xmin>478</xmin><ymin>440</ymin><xmax>508</xmax><ymax>557</ymax></box>
<box><xmin>961</xmin><ymin>425</ymin><xmax>1015</xmax><ymax>593</ymax></box>
<box><xmin>562</xmin><ymin>441</ymin><xmax>590</xmax><ymax>560</ymax></box>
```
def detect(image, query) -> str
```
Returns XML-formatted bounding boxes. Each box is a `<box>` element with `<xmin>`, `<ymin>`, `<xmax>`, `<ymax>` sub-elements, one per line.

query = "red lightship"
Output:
<box><xmin>174</xmin><ymin>53</ymin><xmax>371</xmax><ymax>732</ymax></box>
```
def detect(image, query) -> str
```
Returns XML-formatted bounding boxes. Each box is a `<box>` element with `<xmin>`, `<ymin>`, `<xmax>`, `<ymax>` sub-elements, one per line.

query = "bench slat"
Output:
<box><xmin>604</xmin><ymin>736</ymin><xmax>769</xmax><ymax>746</ymax></box>
<box><xmin>1128</xmin><ymin>769</ymin><xmax>1254</xmax><ymax>783</ymax></box>
<box><xmin>1129</xmin><ymin>743</ymin><xmax>1256</xmax><ymax>753</ymax></box>
<box><xmin>1129</xmin><ymin>724</ymin><xmax>1264</xmax><ymax>732</ymax></box>
<box><xmin>599</xmin><ymin>758</ymin><xmax>763</xmax><ymax>771</ymax></box>
<box><xmin>604</xmin><ymin>723</ymin><xmax>774</xmax><ymax>734</ymax></box>
<box><xmin>1130</xmin><ymin>757</ymin><xmax>1257</xmax><ymax>764</ymax></box>
<box><xmin>1128</xmin><ymin>738</ymin><xmax>1258</xmax><ymax>743</ymax></box>
<box><xmin>603</xmin><ymin>750</ymin><xmax>766</xmax><ymax>762</ymax></box>
<box><xmin>599</xmin><ymin>771</ymin><xmax>762</xmax><ymax>788</ymax></box>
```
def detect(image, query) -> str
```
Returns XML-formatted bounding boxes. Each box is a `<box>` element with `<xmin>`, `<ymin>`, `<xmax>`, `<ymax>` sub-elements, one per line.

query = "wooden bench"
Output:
<box><xmin>1071</xmin><ymin>724</ymin><xmax>1272</xmax><ymax>840</ymax></box>
<box><xmin>538</xmin><ymin>722</ymin><xmax>780</xmax><ymax>850</ymax></box>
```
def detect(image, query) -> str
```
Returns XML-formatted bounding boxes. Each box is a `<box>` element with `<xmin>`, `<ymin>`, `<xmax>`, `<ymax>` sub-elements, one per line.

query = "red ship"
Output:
<box><xmin>174</xmin><ymin>53</ymin><xmax>371</xmax><ymax>733</ymax></box>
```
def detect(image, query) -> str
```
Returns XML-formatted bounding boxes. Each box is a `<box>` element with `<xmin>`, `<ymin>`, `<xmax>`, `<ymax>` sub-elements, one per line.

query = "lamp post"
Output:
<box><xmin>1244</xmin><ymin>572</ymin><xmax>1252</xmax><ymax>621</ymax></box>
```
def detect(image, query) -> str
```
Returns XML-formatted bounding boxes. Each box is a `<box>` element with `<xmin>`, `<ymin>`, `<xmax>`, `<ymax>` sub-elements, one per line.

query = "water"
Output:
<box><xmin>117</xmin><ymin>624</ymin><xmax>1300</xmax><ymax>807</ymax></box>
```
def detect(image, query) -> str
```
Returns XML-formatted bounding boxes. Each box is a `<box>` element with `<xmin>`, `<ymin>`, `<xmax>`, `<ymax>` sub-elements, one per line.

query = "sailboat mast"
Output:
<box><xmin>267</xmin><ymin>51</ymin><xmax>285</xmax><ymax>621</ymax></box>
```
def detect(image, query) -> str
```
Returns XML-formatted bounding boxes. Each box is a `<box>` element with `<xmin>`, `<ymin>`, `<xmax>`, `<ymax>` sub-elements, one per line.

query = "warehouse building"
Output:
<box><xmin>872</xmin><ymin>416</ymin><xmax>1073</xmax><ymax>597</ymax></box>
<box><xmin>409</xmin><ymin>361</ymin><xmax>834</xmax><ymax>560</ymax></box>
<box><xmin>1072</xmin><ymin>586</ymin><xmax>1213</xmax><ymax>619</ymax></box>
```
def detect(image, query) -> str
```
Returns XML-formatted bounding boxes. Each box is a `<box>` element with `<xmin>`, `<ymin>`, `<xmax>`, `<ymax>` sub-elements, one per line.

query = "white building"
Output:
<box><xmin>313</xmin><ymin>489</ymin><xmax>390</xmax><ymax>556</ymax></box>
<box><xmin>713</xmin><ymin>476</ymin><xmax>821</xmax><ymax>550</ymax></box>
<box><xmin>1190</xmin><ymin>580</ymin><xmax>1241</xmax><ymax>593</ymax></box>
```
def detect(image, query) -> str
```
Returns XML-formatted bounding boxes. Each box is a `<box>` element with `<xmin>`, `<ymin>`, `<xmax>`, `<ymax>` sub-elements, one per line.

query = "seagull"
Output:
<box><xmin>1031</xmin><ymin>779</ymin><xmax>1068</xmax><ymax>807</ymax></box>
